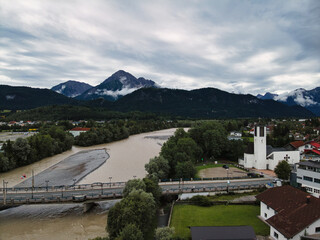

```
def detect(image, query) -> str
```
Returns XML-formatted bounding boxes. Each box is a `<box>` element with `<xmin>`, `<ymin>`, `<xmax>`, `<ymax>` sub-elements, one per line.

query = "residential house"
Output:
<box><xmin>256</xmin><ymin>185</ymin><xmax>320</xmax><ymax>240</ymax></box>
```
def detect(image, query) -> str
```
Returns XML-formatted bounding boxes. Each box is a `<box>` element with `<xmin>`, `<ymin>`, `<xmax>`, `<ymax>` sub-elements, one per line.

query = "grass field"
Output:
<box><xmin>170</xmin><ymin>204</ymin><xmax>269</xmax><ymax>238</ymax></box>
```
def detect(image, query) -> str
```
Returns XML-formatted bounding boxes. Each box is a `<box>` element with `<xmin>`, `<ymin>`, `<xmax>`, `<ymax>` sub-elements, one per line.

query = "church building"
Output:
<box><xmin>239</xmin><ymin>126</ymin><xmax>300</xmax><ymax>170</ymax></box>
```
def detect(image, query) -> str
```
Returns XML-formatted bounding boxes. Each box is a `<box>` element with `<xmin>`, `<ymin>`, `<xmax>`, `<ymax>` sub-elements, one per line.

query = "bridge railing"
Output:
<box><xmin>0</xmin><ymin>181</ymin><xmax>126</xmax><ymax>193</ymax></box>
<box><xmin>0</xmin><ymin>183</ymin><xmax>266</xmax><ymax>206</ymax></box>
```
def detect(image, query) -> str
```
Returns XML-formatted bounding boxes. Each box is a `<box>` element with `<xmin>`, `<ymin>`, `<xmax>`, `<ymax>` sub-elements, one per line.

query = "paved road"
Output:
<box><xmin>0</xmin><ymin>178</ymin><xmax>271</xmax><ymax>205</ymax></box>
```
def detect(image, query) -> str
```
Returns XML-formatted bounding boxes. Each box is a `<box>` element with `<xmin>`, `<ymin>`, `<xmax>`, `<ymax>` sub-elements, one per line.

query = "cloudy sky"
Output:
<box><xmin>0</xmin><ymin>0</ymin><xmax>319</xmax><ymax>95</ymax></box>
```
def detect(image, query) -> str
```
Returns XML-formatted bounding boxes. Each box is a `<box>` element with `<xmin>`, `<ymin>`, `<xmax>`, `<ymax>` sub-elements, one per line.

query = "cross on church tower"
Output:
<box><xmin>284</xmin><ymin>154</ymin><xmax>290</xmax><ymax>162</ymax></box>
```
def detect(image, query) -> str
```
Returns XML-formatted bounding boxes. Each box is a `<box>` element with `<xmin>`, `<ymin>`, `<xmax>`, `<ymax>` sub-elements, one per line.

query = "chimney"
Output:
<box><xmin>306</xmin><ymin>195</ymin><xmax>311</xmax><ymax>204</ymax></box>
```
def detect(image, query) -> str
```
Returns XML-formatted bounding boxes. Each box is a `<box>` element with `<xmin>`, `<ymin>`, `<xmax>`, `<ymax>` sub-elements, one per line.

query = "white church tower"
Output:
<box><xmin>253</xmin><ymin>126</ymin><xmax>267</xmax><ymax>169</ymax></box>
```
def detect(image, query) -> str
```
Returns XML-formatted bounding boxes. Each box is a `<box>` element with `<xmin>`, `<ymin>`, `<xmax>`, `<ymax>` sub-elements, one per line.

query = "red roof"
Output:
<box><xmin>289</xmin><ymin>141</ymin><xmax>305</xmax><ymax>149</ymax></box>
<box><xmin>311</xmin><ymin>149</ymin><xmax>320</xmax><ymax>155</ymax></box>
<box><xmin>256</xmin><ymin>186</ymin><xmax>320</xmax><ymax>238</ymax></box>
<box><xmin>70</xmin><ymin>127</ymin><xmax>90</xmax><ymax>131</ymax></box>
<box><xmin>310</xmin><ymin>142</ymin><xmax>320</xmax><ymax>148</ymax></box>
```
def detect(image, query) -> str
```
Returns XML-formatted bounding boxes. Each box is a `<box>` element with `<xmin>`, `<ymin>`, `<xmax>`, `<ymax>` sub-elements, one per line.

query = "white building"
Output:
<box><xmin>239</xmin><ymin>126</ymin><xmax>300</xmax><ymax>170</ymax></box>
<box><xmin>297</xmin><ymin>161</ymin><xmax>320</xmax><ymax>198</ymax></box>
<box><xmin>257</xmin><ymin>185</ymin><xmax>320</xmax><ymax>240</ymax></box>
<box><xmin>69</xmin><ymin>127</ymin><xmax>91</xmax><ymax>137</ymax></box>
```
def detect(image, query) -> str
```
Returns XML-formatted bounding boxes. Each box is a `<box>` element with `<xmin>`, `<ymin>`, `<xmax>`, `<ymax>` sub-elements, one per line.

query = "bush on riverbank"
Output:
<box><xmin>0</xmin><ymin>126</ymin><xmax>74</xmax><ymax>172</ymax></box>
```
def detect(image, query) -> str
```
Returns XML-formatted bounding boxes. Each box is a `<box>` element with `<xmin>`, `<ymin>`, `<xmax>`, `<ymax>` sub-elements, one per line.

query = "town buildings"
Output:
<box><xmin>296</xmin><ymin>161</ymin><xmax>320</xmax><ymax>198</ymax></box>
<box><xmin>239</xmin><ymin>126</ymin><xmax>300</xmax><ymax>170</ymax></box>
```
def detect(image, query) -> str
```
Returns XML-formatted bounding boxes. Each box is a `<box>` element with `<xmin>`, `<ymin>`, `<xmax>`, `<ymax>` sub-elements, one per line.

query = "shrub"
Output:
<box><xmin>190</xmin><ymin>195</ymin><xmax>211</xmax><ymax>206</ymax></box>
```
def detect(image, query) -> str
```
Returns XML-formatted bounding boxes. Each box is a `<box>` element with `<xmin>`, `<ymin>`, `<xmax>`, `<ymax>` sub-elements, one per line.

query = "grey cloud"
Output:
<box><xmin>0</xmin><ymin>0</ymin><xmax>318</xmax><ymax>94</ymax></box>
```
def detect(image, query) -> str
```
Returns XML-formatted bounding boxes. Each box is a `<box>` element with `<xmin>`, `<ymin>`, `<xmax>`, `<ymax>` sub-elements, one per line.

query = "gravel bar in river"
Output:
<box><xmin>14</xmin><ymin>149</ymin><xmax>109</xmax><ymax>188</ymax></box>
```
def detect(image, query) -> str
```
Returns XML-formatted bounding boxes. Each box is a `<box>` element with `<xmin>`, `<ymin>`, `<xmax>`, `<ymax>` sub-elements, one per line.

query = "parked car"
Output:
<box><xmin>272</xmin><ymin>178</ymin><xmax>282</xmax><ymax>183</ymax></box>
<box><xmin>247</xmin><ymin>172</ymin><xmax>259</xmax><ymax>178</ymax></box>
<box><xmin>223</xmin><ymin>165</ymin><xmax>229</xmax><ymax>169</ymax></box>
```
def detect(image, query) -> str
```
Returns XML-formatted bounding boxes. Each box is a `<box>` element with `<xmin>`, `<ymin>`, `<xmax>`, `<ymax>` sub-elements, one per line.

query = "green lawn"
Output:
<box><xmin>242</xmin><ymin>137</ymin><xmax>254</xmax><ymax>142</ymax></box>
<box><xmin>170</xmin><ymin>205</ymin><xmax>269</xmax><ymax>239</ymax></box>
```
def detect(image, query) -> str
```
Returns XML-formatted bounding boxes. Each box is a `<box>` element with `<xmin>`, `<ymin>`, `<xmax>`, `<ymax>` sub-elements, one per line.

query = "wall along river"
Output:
<box><xmin>0</xmin><ymin>128</ymin><xmax>178</xmax><ymax>240</ymax></box>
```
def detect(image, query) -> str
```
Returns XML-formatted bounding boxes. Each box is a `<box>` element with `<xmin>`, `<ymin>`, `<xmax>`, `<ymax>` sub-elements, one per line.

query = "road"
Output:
<box><xmin>0</xmin><ymin>178</ymin><xmax>272</xmax><ymax>205</ymax></box>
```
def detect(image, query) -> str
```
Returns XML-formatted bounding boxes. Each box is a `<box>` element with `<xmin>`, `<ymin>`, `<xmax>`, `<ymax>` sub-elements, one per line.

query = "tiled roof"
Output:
<box><xmin>289</xmin><ymin>141</ymin><xmax>305</xmax><ymax>149</ymax></box>
<box><xmin>256</xmin><ymin>185</ymin><xmax>320</xmax><ymax>238</ymax></box>
<box><xmin>70</xmin><ymin>127</ymin><xmax>91</xmax><ymax>131</ymax></box>
<box><xmin>310</xmin><ymin>142</ymin><xmax>320</xmax><ymax>148</ymax></box>
<box><xmin>311</xmin><ymin>149</ymin><xmax>320</xmax><ymax>155</ymax></box>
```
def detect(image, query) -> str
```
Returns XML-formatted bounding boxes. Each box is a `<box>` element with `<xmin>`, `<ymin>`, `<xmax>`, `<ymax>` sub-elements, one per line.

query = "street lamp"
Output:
<box><xmin>45</xmin><ymin>180</ymin><xmax>49</xmax><ymax>192</ymax></box>
<box><xmin>109</xmin><ymin>177</ymin><xmax>112</xmax><ymax>188</ymax></box>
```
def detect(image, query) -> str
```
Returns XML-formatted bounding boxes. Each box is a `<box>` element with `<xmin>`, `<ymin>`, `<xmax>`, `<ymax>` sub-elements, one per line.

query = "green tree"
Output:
<box><xmin>155</xmin><ymin>227</ymin><xmax>175</xmax><ymax>240</ymax></box>
<box><xmin>176</xmin><ymin>137</ymin><xmax>202</xmax><ymax>163</ymax></box>
<box><xmin>0</xmin><ymin>153</ymin><xmax>13</xmax><ymax>172</ymax></box>
<box><xmin>145</xmin><ymin>156</ymin><xmax>170</xmax><ymax>180</ymax></box>
<box><xmin>175</xmin><ymin>161</ymin><xmax>196</xmax><ymax>179</ymax></box>
<box><xmin>143</xmin><ymin>177</ymin><xmax>162</xmax><ymax>206</ymax></box>
<box><xmin>12</xmin><ymin>138</ymin><xmax>31</xmax><ymax>166</ymax></box>
<box><xmin>116</xmin><ymin>224</ymin><xmax>143</xmax><ymax>240</ymax></box>
<box><xmin>107</xmin><ymin>189</ymin><xmax>156</xmax><ymax>239</ymax></box>
<box><xmin>122</xmin><ymin>179</ymin><xmax>146</xmax><ymax>197</ymax></box>
<box><xmin>189</xmin><ymin>121</ymin><xmax>228</xmax><ymax>159</ymax></box>
<box><xmin>274</xmin><ymin>160</ymin><xmax>291</xmax><ymax>180</ymax></box>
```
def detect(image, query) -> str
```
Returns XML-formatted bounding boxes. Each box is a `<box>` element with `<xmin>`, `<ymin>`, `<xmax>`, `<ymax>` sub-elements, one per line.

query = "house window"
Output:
<box><xmin>314</xmin><ymin>189</ymin><xmax>320</xmax><ymax>194</ymax></box>
<box><xmin>267</xmin><ymin>206</ymin><xmax>270</xmax><ymax>210</ymax></box>
<box><xmin>255</xmin><ymin>127</ymin><xmax>257</xmax><ymax>137</ymax></box>
<box><xmin>316</xmin><ymin>227</ymin><xmax>320</xmax><ymax>233</ymax></box>
<box><xmin>260</xmin><ymin>127</ymin><xmax>264</xmax><ymax>137</ymax></box>
<box><xmin>304</xmin><ymin>176</ymin><xmax>313</xmax><ymax>182</ymax></box>
<box><xmin>314</xmin><ymin>178</ymin><xmax>320</xmax><ymax>184</ymax></box>
<box><xmin>264</xmin><ymin>213</ymin><xmax>267</xmax><ymax>218</ymax></box>
<box><xmin>274</xmin><ymin>231</ymin><xmax>279</xmax><ymax>239</ymax></box>
<box><xmin>305</xmin><ymin>187</ymin><xmax>313</xmax><ymax>192</ymax></box>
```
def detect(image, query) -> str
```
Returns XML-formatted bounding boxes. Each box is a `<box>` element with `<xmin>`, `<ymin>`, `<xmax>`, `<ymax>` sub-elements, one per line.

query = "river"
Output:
<box><xmin>0</xmin><ymin>128</ymin><xmax>178</xmax><ymax>240</ymax></box>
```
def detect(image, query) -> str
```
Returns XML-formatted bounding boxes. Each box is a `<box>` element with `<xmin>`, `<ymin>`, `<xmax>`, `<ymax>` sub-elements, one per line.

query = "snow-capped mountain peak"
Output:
<box><xmin>258</xmin><ymin>87</ymin><xmax>320</xmax><ymax>116</ymax></box>
<box><xmin>77</xmin><ymin>70</ymin><xmax>159</xmax><ymax>101</ymax></box>
<box><xmin>51</xmin><ymin>80</ymin><xmax>92</xmax><ymax>98</ymax></box>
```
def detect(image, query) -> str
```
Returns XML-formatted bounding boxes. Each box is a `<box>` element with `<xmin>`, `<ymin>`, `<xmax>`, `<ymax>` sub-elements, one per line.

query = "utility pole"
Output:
<box><xmin>31</xmin><ymin>170</ymin><xmax>34</xmax><ymax>199</ymax></box>
<box><xmin>45</xmin><ymin>180</ymin><xmax>49</xmax><ymax>192</ymax></box>
<box><xmin>3</xmin><ymin>180</ymin><xmax>7</xmax><ymax>205</ymax></box>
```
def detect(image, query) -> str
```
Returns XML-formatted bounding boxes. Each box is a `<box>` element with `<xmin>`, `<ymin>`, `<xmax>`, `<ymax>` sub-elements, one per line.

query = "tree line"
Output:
<box><xmin>74</xmin><ymin>120</ymin><xmax>183</xmax><ymax>147</ymax></box>
<box><xmin>145</xmin><ymin>121</ymin><xmax>245</xmax><ymax>180</ymax></box>
<box><xmin>0</xmin><ymin>126</ymin><xmax>74</xmax><ymax>172</ymax></box>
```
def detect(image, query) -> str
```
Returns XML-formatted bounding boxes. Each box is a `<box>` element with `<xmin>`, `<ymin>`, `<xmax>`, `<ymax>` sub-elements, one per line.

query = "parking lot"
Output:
<box><xmin>198</xmin><ymin>166</ymin><xmax>248</xmax><ymax>178</ymax></box>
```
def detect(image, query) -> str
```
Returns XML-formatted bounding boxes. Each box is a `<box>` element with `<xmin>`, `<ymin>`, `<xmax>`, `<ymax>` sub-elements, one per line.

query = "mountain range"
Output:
<box><xmin>51</xmin><ymin>70</ymin><xmax>158</xmax><ymax>101</ymax></box>
<box><xmin>257</xmin><ymin>87</ymin><xmax>320</xmax><ymax>116</ymax></box>
<box><xmin>0</xmin><ymin>70</ymin><xmax>318</xmax><ymax>118</ymax></box>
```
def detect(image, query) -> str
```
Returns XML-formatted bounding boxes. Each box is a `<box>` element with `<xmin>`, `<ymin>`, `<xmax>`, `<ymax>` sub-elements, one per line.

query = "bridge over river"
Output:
<box><xmin>1</xmin><ymin>178</ymin><xmax>271</xmax><ymax>208</ymax></box>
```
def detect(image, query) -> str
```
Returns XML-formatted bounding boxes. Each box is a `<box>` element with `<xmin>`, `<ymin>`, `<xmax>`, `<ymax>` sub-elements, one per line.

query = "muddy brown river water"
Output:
<box><xmin>0</xmin><ymin>128</ymin><xmax>178</xmax><ymax>240</ymax></box>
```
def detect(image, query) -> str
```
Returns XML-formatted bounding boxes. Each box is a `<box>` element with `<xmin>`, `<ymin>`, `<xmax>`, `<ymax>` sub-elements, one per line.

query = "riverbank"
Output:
<box><xmin>15</xmin><ymin>149</ymin><xmax>109</xmax><ymax>188</ymax></box>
